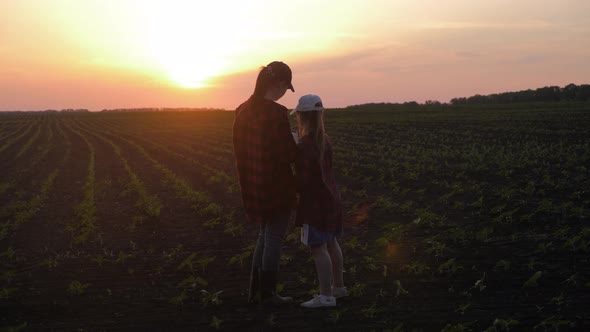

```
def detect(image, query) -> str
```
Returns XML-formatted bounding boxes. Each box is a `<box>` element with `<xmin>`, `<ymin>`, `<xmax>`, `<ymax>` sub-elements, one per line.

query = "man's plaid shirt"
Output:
<box><xmin>232</xmin><ymin>96</ymin><xmax>297</xmax><ymax>223</ymax></box>
<box><xmin>294</xmin><ymin>135</ymin><xmax>343</xmax><ymax>232</ymax></box>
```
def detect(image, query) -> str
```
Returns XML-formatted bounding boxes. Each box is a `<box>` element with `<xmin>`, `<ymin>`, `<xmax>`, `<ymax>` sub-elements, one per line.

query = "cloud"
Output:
<box><xmin>412</xmin><ymin>20</ymin><xmax>555</xmax><ymax>31</ymax></box>
<box><xmin>514</xmin><ymin>55</ymin><xmax>546</xmax><ymax>65</ymax></box>
<box><xmin>455</xmin><ymin>51</ymin><xmax>480</xmax><ymax>58</ymax></box>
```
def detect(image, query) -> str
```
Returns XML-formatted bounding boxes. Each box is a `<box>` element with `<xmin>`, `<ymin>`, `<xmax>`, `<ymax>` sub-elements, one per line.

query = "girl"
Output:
<box><xmin>233</xmin><ymin>61</ymin><xmax>297</xmax><ymax>305</ymax></box>
<box><xmin>292</xmin><ymin>94</ymin><xmax>348</xmax><ymax>308</ymax></box>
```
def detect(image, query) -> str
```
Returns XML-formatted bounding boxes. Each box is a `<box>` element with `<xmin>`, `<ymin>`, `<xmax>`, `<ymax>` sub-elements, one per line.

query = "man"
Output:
<box><xmin>232</xmin><ymin>61</ymin><xmax>296</xmax><ymax>305</ymax></box>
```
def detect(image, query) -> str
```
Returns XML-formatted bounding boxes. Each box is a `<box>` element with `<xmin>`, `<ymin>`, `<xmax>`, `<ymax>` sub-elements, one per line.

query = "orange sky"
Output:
<box><xmin>1</xmin><ymin>0</ymin><xmax>589</xmax><ymax>111</ymax></box>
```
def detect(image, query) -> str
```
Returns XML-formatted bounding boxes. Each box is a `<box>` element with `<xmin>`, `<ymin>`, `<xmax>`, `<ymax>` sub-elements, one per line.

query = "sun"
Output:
<box><xmin>155</xmin><ymin>44</ymin><xmax>225</xmax><ymax>89</ymax></box>
<box><xmin>139</xmin><ymin>2</ymin><xmax>244</xmax><ymax>89</ymax></box>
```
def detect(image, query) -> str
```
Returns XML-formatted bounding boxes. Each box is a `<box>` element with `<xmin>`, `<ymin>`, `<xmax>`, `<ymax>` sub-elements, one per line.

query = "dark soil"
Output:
<box><xmin>1</xmin><ymin>108</ymin><xmax>589</xmax><ymax>331</ymax></box>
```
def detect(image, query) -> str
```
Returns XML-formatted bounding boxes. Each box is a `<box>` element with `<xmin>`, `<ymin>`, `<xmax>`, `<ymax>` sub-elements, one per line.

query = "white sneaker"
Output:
<box><xmin>300</xmin><ymin>294</ymin><xmax>336</xmax><ymax>308</ymax></box>
<box><xmin>332</xmin><ymin>287</ymin><xmax>349</xmax><ymax>299</ymax></box>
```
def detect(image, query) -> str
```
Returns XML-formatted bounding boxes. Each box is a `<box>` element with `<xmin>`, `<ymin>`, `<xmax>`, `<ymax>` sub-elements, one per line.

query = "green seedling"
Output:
<box><xmin>494</xmin><ymin>260</ymin><xmax>511</xmax><ymax>272</ymax></box>
<box><xmin>224</xmin><ymin>222</ymin><xmax>244</xmax><ymax>237</ymax></box>
<box><xmin>472</xmin><ymin>273</ymin><xmax>486</xmax><ymax>292</ymax></box>
<box><xmin>483</xmin><ymin>318</ymin><xmax>520</xmax><ymax>332</ymax></box>
<box><xmin>92</xmin><ymin>255</ymin><xmax>108</xmax><ymax>267</ymax></box>
<box><xmin>438</xmin><ymin>258</ymin><xmax>464</xmax><ymax>275</ymax></box>
<box><xmin>343</xmin><ymin>236</ymin><xmax>366</xmax><ymax>250</ymax></box>
<box><xmin>383</xmin><ymin>322</ymin><xmax>405</xmax><ymax>332</ymax></box>
<box><xmin>0</xmin><ymin>322</ymin><xmax>28</xmax><ymax>332</ymax></box>
<box><xmin>265</xmin><ymin>313</ymin><xmax>276</xmax><ymax>327</ymax></box>
<box><xmin>550</xmin><ymin>293</ymin><xmax>565</xmax><ymax>306</ymax></box>
<box><xmin>286</xmin><ymin>228</ymin><xmax>300</xmax><ymax>244</ymax></box>
<box><xmin>0</xmin><ymin>246</ymin><xmax>15</xmax><ymax>261</ymax></box>
<box><xmin>425</xmin><ymin>240</ymin><xmax>447</xmax><ymax>258</ymax></box>
<box><xmin>209</xmin><ymin>316</ymin><xmax>223</xmax><ymax>330</ymax></box>
<box><xmin>0</xmin><ymin>287</ymin><xmax>18</xmax><ymax>299</ymax></box>
<box><xmin>196</xmin><ymin>255</ymin><xmax>216</xmax><ymax>273</ymax></box>
<box><xmin>327</xmin><ymin>308</ymin><xmax>347</xmax><ymax>324</ymax></box>
<box><xmin>441</xmin><ymin>323</ymin><xmax>469</xmax><ymax>332</ymax></box>
<box><xmin>177</xmin><ymin>275</ymin><xmax>208</xmax><ymax>289</ymax></box>
<box><xmin>41</xmin><ymin>257</ymin><xmax>58</xmax><ymax>268</ymax></box>
<box><xmin>362</xmin><ymin>256</ymin><xmax>378</xmax><ymax>271</ymax></box>
<box><xmin>394</xmin><ymin>280</ymin><xmax>409</xmax><ymax>297</ymax></box>
<box><xmin>401</xmin><ymin>262</ymin><xmax>431</xmax><ymax>275</ymax></box>
<box><xmin>455</xmin><ymin>303</ymin><xmax>471</xmax><ymax>315</ymax></box>
<box><xmin>562</xmin><ymin>273</ymin><xmax>577</xmax><ymax>287</ymax></box>
<box><xmin>200</xmin><ymin>289</ymin><xmax>223</xmax><ymax>307</ymax></box>
<box><xmin>199</xmin><ymin>203</ymin><xmax>223</xmax><ymax>217</ymax></box>
<box><xmin>203</xmin><ymin>218</ymin><xmax>221</xmax><ymax>229</ymax></box>
<box><xmin>523</xmin><ymin>271</ymin><xmax>542</xmax><ymax>288</ymax></box>
<box><xmin>227</xmin><ymin>251</ymin><xmax>251</xmax><ymax>270</ymax></box>
<box><xmin>374</xmin><ymin>237</ymin><xmax>389</xmax><ymax>249</ymax></box>
<box><xmin>526</xmin><ymin>258</ymin><xmax>539</xmax><ymax>271</ymax></box>
<box><xmin>533</xmin><ymin>316</ymin><xmax>573</xmax><ymax>331</ymax></box>
<box><xmin>67</xmin><ymin>280</ymin><xmax>90</xmax><ymax>296</ymax></box>
<box><xmin>361</xmin><ymin>303</ymin><xmax>378</xmax><ymax>319</ymax></box>
<box><xmin>535</xmin><ymin>242</ymin><xmax>553</xmax><ymax>255</ymax></box>
<box><xmin>169</xmin><ymin>290</ymin><xmax>188</xmax><ymax>306</ymax></box>
<box><xmin>115</xmin><ymin>251</ymin><xmax>133</xmax><ymax>265</ymax></box>
<box><xmin>177</xmin><ymin>252</ymin><xmax>197</xmax><ymax>273</ymax></box>
<box><xmin>349</xmin><ymin>282</ymin><xmax>366</xmax><ymax>297</ymax></box>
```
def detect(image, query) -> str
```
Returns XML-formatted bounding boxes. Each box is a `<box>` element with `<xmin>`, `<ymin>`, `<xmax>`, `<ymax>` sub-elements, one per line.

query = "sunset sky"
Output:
<box><xmin>1</xmin><ymin>0</ymin><xmax>589</xmax><ymax>111</ymax></box>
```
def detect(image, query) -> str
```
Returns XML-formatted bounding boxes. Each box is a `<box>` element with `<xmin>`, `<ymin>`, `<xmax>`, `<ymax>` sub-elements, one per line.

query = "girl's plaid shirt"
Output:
<box><xmin>294</xmin><ymin>135</ymin><xmax>343</xmax><ymax>232</ymax></box>
<box><xmin>232</xmin><ymin>96</ymin><xmax>297</xmax><ymax>223</ymax></box>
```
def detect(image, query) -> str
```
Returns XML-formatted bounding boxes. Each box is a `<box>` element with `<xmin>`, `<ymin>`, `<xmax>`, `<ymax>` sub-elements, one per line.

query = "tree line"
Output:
<box><xmin>450</xmin><ymin>83</ymin><xmax>590</xmax><ymax>105</ymax></box>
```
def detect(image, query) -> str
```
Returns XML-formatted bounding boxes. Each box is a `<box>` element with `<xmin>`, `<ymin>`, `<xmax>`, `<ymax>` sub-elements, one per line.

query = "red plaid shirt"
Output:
<box><xmin>233</xmin><ymin>96</ymin><xmax>297</xmax><ymax>223</ymax></box>
<box><xmin>294</xmin><ymin>135</ymin><xmax>343</xmax><ymax>232</ymax></box>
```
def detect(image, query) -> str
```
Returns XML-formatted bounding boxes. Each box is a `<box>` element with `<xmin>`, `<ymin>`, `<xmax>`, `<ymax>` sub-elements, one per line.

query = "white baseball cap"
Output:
<box><xmin>290</xmin><ymin>94</ymin><xmax>324</xmax><ymax>115</ymax></box>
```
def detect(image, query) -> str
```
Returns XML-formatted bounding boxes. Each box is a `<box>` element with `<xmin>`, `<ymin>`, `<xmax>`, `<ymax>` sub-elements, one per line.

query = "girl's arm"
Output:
<box><xmin>294</xmin><ymin>145</ymin><xmax>311</xmax><ymax>194</ymax></box>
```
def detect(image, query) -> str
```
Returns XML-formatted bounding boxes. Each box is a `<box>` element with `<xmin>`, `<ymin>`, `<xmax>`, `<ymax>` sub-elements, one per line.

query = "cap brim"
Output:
<box><xmin>290</xmin><ymin>107</ymin><xmax>324</xmax><ymax>116</ymax></box>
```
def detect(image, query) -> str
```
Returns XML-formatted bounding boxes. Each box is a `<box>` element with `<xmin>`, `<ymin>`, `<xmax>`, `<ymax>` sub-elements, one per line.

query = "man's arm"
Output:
<box><xmin>273</xmin><ymin>109</ymin><xmax>297</xmax><ymax>164</ymax></box>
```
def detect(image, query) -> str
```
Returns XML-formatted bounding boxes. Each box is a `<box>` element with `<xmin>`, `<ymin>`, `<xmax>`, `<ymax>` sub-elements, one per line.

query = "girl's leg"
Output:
<box><xmin>327</xmin><ymin>237</ymin><xmax>344</xmax><ymax>288</ymax></box>
<box><xmin>310</xmin><ymin>243</ymin><xmax>333</xmax><ymax>296</ymax></box>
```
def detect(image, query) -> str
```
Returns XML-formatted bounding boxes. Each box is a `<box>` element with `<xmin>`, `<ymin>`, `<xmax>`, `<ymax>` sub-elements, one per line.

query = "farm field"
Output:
<box><xmin>1</xmin><ymin>104</ymin><xmax>589</xmax><ymax>331</ymax></box>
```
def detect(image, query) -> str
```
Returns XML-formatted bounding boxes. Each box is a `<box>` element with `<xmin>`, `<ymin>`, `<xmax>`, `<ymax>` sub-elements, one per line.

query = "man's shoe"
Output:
<box><xmin>259</xmin><ymin>270</ymin><xmax>292</xmax><ymax>306</ymax></box>
<box><xmin>247</xmin><ymin>268</ymin><xmax>260</xmax><ymax>304</ymax></box>
<box><xmin>261</xmin><ymin>293</ymin><xmax>293</xmax><ymax>305</ymax></box>
<box><xmin>332</xmin><ymin>286</ymin><xmax>349</xmax><ymax>299</ymax></box>
<box><xmin>300</xmin><ymin>294</ymin><xmax>336</xmax><ymax>308</ymax></box>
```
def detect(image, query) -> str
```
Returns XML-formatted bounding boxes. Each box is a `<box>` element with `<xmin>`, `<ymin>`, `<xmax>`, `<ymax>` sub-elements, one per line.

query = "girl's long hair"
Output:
<box><xmin>297</xmin><ymin>111</ymin><xmax>326</xmax><ymax>161</ymax></box>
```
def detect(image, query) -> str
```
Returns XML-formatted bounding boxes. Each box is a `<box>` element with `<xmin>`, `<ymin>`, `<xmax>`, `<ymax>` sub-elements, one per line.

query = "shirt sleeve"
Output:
<box><xmin>294</xmin><ymin>144</ymin><xmax>310</xmax><ymax>195</ymax></box>
<box><xmin>273</xmin><ymin>109</ymin><xmax>297</xmax><ymax>164</ymax></box>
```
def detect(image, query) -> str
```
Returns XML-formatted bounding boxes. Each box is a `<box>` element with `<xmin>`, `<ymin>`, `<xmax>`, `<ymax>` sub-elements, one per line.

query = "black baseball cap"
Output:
<box><xmin>267</xmin><ymin>61</ymin><xmax>294</xmax><ymax>92</ymax></box>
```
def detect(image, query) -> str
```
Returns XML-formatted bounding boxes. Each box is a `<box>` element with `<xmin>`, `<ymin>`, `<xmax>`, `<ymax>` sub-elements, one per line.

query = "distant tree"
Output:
<box><xmin>449</xmin><ymin>84</ymin><xmax>590</xmax><ymax>105</ymax></box>
<box><xmin>562</xmin><ymin>83</ymin><xmax>578</xmax><ymax>101</ymax></box>
<box><xmin>403</xmin><ymin>101</ymin><xmax>419</xmax><ymax>106</ymax></box>
<box><xmin>450</xmin><ymin>97</ymin><xmax>467</xmax><ymax>105</ymax></box>
<box><xmin>535</xmin><ymin>86</ymin><xmax>561</xmax><ymax>102</ymax></box>
<box><xmin>577</xmin><ymin>84</ymin><xmax>590</xmax><ymax>101</ymax></box>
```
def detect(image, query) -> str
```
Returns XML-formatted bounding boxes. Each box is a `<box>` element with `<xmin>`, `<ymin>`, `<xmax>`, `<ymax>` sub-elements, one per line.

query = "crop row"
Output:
<box><xmin>71</xmin><ymin>118</ymin><xmax>237</xmax><ymax>236</ymax></box>
<box><xmin>0</xmin><ymin>116</ymin><xmax>72</xmax><ymax>242</ymax></box>
<box><xmin>94</xmin><ymin>117</ymin><xmax>234</xmax><ymax>165</ymax></box>
<box><xmin>64</xmin><ymin>121</ymin><xmax>98</xmax><ymax>244</ymax></box>
<box><xmin>86</xmin><ymin>118</ymin><xmax>237</xmax><ymax>194</ymax></box>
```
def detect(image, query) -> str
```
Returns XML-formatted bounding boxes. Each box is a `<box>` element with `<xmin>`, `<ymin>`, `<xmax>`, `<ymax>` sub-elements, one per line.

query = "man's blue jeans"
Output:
<box><xmin>251</xmin><ymin>210</ymin><xmax>291</xmax><ymax>272</ymax></box>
